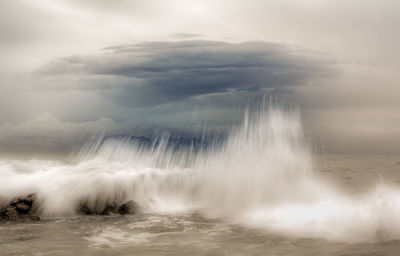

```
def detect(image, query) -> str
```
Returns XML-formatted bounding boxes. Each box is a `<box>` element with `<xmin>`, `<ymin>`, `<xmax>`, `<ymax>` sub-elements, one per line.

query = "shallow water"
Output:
<box><xmin>0</xmin><ymin>199</ymin><xmax>399</xmax><ymax>256</ymax></box>
<box><xmin>2</xmin><ymin>155</ymin><xmax>400</xmax><ymax>256</ymax></box>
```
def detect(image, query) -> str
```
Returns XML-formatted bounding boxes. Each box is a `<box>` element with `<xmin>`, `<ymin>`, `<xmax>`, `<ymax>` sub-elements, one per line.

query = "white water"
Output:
<box><xmin>1</xmin><ymin>108</ymin><xmax>400</xmax><ymax>243</ymax></box>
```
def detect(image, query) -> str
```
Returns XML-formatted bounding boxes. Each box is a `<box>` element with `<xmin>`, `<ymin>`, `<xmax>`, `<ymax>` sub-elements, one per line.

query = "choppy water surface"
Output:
<box><xmin>1</xmin><ymin>108</ymin><xmax>400</xmax><ymax>255</ymax></box>
<box><xmin>1</xmin><ymin>209</ymin><xmax>400</xmax><ymax>256</ymax></box>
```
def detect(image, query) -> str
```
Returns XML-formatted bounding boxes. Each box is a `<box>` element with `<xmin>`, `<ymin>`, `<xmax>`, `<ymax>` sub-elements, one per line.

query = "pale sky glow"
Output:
<box><xmin>3</xmin><ymin>0</ymin><xmax>400</xmax><ymax>71</ymax></box>
<box><xmin>0</xmin><ymin>0</ymin><xmax>399</xmax><ymax>153</ymax></box>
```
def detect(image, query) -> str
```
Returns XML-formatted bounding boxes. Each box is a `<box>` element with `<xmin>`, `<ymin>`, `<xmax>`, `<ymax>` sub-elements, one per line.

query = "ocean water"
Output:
<box><xmin>1</xmin><ymin>108</ymin><xmax>400</xmax><ymax>255</ymax></box>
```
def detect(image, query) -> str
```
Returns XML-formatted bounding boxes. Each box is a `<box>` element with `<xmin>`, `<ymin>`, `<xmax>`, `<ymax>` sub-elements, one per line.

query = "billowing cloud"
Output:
<box><xmin>0</xmin><ymin>40</ymin><xmax>338</xmax><ymax>154</ymax></box>
<box><xmin>38</xmin><ymin>40</ymin><xmax>335</xmax><ymax>107</ymax></box>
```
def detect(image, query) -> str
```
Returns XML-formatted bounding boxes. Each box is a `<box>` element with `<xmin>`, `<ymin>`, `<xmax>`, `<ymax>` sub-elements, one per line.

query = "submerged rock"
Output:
<box><xmin>0</xmin><ymin>194</ymin><xmax>40</xmax><ymax>222</ymax></box>
<box><xmin>78</xmin><ymin>200</ymin><xmax>138</xmax><ymax>216</ymax></box>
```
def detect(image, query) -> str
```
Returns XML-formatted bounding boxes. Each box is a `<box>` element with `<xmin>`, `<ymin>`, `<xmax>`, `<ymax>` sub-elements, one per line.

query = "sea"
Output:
<box><xmin>1</xmin><ymin>108</ymin><xmax>400</xmax><ymax>255</ymax></box>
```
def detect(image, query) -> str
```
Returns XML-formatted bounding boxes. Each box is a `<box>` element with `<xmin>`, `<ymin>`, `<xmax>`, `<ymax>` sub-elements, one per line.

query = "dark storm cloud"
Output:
<box><xmin>0</xmin><ymin>40</ymin><xmax>337</xmax><ymax>154</ymax></box>
<box><xmin>38</xmin><ymin>40</ymin><xmax>336</xmax><ymax>107</ymax></box>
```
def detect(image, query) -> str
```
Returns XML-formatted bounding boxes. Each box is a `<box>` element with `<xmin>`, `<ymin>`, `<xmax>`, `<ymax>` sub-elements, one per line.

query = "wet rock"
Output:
<box><xmin>101</xmin><ymin>204</ymin><xmax>118</xmax><ymax>215</ymax></box>
<box><xmin>10</xmin><ymin>194</ymin><xmax>34</xmax><ymax>207</ymax></box>
<box><xmin>79</xmin><ymin>202</ymin><xmax>94</xmax><ymax>215</ymax></box>
<box><xmin>79</xmin><ymin>202</ymin><xmax>116</xmax><ymax>215</ymax></box>
<box><xmin>0</xmin><ymin>194</ymin><xmax>40</xmax><ymax>222</ymax></box>
<box><xmin>78</xmin><ymin>200</ymin><xmax>138</xmax><ymax>215</ymax></box>
<box><xmin>15</xmin><ymin>203</ymin><xmax>30</xmax><ymax>214</ymax></box>
<box><xmin>118</xmin><ymin>201</ymin><xmax>138</xmax><ymax>215</ymax></box>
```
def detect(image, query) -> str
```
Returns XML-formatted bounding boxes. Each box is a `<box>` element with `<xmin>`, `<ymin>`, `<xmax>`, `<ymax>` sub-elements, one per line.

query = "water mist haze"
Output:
<box><xmin>2</xmin><ymin>107</ymin><xmax>400</xmax><ymax>246</ymax></box>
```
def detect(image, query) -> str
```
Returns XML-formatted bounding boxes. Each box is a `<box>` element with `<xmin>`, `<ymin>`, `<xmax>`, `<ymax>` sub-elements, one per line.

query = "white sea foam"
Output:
<box><xmin>1</xmin><ymin>107</ymin><xmax>400</xmax><ymax>243</ymax></box>
<box><xmin>86</xmin><ymin>227</ymin><xmax>155</xmax><ymax>248</ymax></box>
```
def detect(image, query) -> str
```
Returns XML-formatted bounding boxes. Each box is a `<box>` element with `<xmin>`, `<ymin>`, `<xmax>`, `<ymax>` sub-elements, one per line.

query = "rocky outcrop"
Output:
<box><xmin>0</xmin><ymin>194</ymin><xmax>40</xmax><ymax>222</ymax></box>
<box><xmin>78</xmin><ymin>200</ymin><xmax>138</xmax><ymax>215</ymax></box>
<box><xmin>1</xmin><ymin>195</ymin><xmax>138</xmax><ymax>221</ymax></box>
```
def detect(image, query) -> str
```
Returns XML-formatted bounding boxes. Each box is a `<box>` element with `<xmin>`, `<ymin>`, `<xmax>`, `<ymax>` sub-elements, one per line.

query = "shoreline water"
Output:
<box><xmin>1</xmin><ymin>109</ymin><xmax>400</xmax><ymax>255</ymax></box>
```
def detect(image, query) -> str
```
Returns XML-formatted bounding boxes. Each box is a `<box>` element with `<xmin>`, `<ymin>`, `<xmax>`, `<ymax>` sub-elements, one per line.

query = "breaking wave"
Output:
<box><xmin>1</xmin><ymin>107</ymin><xmax>400</xmax><ymax>243</ymax></box>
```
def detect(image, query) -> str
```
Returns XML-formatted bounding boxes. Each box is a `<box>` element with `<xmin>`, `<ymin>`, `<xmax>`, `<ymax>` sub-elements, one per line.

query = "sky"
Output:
<box><xmin>0</xmin><ymin>0</ymin><xmax>399</xmax><ymax>154</ymax></box>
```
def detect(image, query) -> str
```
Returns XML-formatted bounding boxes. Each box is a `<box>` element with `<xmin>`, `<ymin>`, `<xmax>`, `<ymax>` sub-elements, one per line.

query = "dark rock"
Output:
<box><xmin>79</xmin><ymin>202</ymin><xmax>117</xmax><ymax>215</ymax></box>
<box><xmin>79</xmin><ymin>202</ymin><xmax>94</xmax><ymax>215</ymax></box>
<box><xmin>78</xmin><ymin>200</ymin><xmax>138</xmax><ymax>216</ymax></box>
<box><xmin>9</xmin><ymin>194</ymin><xmax>34</xmax><ymax>207</ymax></box>
<box><xmin>101</xmin><ymin>204</ymin><xmax>118</xmax><ymax>215</ymax></box>
<box><xmin>15</xmin><ymin>203</ymin><xmax>30</xmax><ymax>214</ymax></box>
<box><xmin>118</xmin><ymin>201</ymin><xmax>138</xmax><ymax>215</ymax></box>
<box><xmin>0</xmin><ymin>194</ymin><xmax>40</xmax><ymax>222</ymax></box>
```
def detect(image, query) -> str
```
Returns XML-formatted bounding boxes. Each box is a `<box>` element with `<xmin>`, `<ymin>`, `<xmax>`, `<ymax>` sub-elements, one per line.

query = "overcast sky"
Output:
<box><xmin>1</xmin><ymin>0</ymin><xmax>399</xmax><ymax>154</ymax></box>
